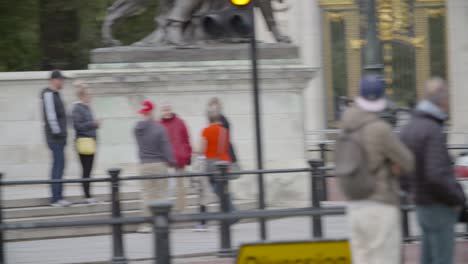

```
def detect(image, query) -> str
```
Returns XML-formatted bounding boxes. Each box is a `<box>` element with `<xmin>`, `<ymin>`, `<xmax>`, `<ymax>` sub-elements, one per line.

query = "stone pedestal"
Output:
<box><xmin>0</xmin><ymin>45</ymin><xmax>315</xmax><ymax>206</ymax></box>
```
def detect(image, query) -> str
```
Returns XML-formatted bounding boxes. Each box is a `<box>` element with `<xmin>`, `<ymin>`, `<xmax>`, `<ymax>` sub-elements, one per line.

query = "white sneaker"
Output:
<box><xmin>85</xmin><ymin>198</ymin><xmax>99</xmax><ymax>205</ymax></box>
<box><xmin>51</xmin><ymin>199</ymin><xmax>72</xmax><ymax>207</ymax></box>
<box><xmin>192</xmin><ymin>224</ymin><xmax>209</xmax><ymax>232</ymax></box>
<box><xmin>137</xmin><ymin>225</ymin><xmax>152</xmax><ymax>233</ymax></box>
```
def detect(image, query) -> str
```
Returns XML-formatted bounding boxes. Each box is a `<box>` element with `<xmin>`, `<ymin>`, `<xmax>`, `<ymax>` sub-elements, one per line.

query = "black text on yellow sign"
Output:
<box><xmin>237</xmin><ymin>240</ymin><xmax>351</xmax><ymax>264</ymax></box>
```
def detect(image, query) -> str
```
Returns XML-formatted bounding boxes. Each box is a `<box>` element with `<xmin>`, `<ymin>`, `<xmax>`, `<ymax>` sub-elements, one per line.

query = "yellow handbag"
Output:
<box><xmin>76</xmin><ymin>138</ymin><xmax>96</xmax><ymax>155</ymax></box>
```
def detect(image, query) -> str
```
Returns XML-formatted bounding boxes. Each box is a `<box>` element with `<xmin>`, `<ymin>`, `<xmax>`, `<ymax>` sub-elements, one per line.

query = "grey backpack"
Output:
<box><xmin>335</xmin><ymin>120</ymin><xmax>378</xmax><ymax>200</ymax></box>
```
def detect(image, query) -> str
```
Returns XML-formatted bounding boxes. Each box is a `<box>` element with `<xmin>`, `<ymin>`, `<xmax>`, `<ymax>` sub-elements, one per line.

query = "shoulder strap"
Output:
<box><xmin>344</xmin><ymin>118</ymin><xmax>379</xmax><ymax>134</ymax></box>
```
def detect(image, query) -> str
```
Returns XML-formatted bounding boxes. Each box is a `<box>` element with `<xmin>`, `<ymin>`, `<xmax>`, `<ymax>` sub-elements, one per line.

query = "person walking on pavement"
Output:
<box><xmin>72</xmin><ymin>81</ymin><xmax>101</xmax><ymax>204</ymax></box>
<box><xmin>160</xmin><ymin>103</ymin><xmax>192</xmax><ymax>212</ymax></box>
<box><xmin>208</xmin><ymin>97</ymin><xmax>239</xmax><ymax>169</ymax></box>
<box><xmin>134</xmin><ymin>101</ymin><xmax>175</xmax><ymax>233</ymax></box>
<box><xmin>198</xmin><ymin>105</ymin><xmax>237</xmax><ymax>220</ymax></box>
<box><xmin>41</xmin><ymin>70</ymin><xmax>71</xmax><ymax>207</ymax></box>
<box><xmin>336</xmin><ymin>74</ymin><xmax>414</xmax><ymax>264</ymax></box>
<box><xmin>400</xmin><ymin>78</ymin><xmax>466</xmax><ymax>264</ymax></box>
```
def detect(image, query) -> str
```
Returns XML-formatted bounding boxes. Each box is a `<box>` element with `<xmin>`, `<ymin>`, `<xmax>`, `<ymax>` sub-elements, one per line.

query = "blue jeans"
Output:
<box><xmin>416</xmin><ymin>205</ymin><xmax>458</xmax><ymax>264</ymax></box>
<box><xmin>48</xmin><ymin>142</ymin><xmax>65</xmax><ymax>203</ymax></box>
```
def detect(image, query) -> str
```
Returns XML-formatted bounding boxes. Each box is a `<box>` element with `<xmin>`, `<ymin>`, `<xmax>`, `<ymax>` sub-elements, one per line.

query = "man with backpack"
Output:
<box><xmin>335</xmin><ymin>74</ymin><xmax>414</xmax><ymax>264</ymax></box>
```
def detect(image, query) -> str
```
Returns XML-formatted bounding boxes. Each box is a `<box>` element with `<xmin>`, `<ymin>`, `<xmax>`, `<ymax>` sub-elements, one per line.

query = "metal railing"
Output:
<box><xmin>309</xmin><ymin>141</ymin><xmax>468</xmax><ymax>165</ymax></box>
<box><xmin>0</xmin><ymin>162</ymin><xmax>329</xmax><ymax>264</ymax></box>
<box><xmin>1</xmin><ymin>158</ymin><xmax>467</xmax><ymax>264</ymax></box>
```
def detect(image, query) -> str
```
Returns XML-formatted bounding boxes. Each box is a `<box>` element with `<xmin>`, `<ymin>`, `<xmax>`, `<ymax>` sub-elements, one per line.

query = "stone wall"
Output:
<box><xmin>0</xmin><ymin>63</ymin><xmax>315</xmax><ymax>205</ymax></box>
<box><xmin>448</xmin><ymin>0</ymin><xmax>468</xmax><ymax>143</ymax></box>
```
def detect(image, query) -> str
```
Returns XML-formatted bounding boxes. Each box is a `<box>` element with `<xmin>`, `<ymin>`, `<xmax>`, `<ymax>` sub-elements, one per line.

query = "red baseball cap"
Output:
<box><xmin>138</xmin><ymin>101</ymin><xmax>154</xmax><ymax>115</ymax></box>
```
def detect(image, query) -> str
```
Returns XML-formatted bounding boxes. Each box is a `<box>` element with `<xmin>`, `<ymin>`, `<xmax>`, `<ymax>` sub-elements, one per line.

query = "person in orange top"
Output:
<box><xmin>201</xmin><ymin>119</ymin><xmax>231</xmax><ymax>163</ymax></box>
<box><xmin>194</xmin><ymin>104</ymin><xmax>237</xmax><ymax>230</ymax></box>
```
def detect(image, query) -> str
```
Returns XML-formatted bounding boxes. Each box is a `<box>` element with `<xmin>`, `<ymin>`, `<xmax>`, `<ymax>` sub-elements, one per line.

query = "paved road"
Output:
<box><xmin>7</xmin><ymin>217</ymin><xmax>468</xmax><ymax>264</ymax></box>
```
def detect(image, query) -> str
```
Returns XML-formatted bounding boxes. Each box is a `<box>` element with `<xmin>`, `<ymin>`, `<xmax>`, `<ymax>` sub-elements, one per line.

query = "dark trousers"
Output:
<box><xmin>79</xmin><ymin>154</ymin><xmax>95</xmax><ymax>198</ymax></box>
<box><xmin>48</xmin><ymin>142</ymin><xmax>65</xmax><ymax>203</ymax></box>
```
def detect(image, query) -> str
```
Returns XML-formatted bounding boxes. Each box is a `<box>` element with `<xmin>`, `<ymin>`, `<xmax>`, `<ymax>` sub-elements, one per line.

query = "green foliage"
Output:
<box><xmin>0</xmin><ymin>0</ymin><xmax>41</xmax><ymax>71</ymax></box>
<box><xmin>0</xmin><ymin>0</ymin><xmax>158</xmax><ymax>71</ymax></box>
<box><xmin>113</xmin><ymin>1</ymin><xmax>158</xmax><ymax>46</ymax></box>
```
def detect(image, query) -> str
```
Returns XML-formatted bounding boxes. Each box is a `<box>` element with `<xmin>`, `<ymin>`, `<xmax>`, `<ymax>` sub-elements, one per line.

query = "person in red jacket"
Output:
<box><xmin>160</xmin><ymin>103</ymin><xmax>192</xmax><ymax>212</ymax></box>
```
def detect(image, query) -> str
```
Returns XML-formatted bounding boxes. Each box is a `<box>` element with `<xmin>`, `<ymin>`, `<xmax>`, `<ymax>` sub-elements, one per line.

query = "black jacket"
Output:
<box><xmin>41</xmin><ymin>88</ymin><xmax>67</xmax><ymax>144</ymax></box>
<box><xmin>72</xmin><ymin>102</ymin><xmax>97</xmax><ymax>139</ymax></box>
<box><xmin>400</xmin><ymin>110</ymin><xmax>465</xmax><ymax>206</ymax></box>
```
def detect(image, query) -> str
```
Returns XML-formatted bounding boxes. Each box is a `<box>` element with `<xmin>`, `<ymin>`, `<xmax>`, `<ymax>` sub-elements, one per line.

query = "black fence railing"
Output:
<box><xmin>1</xmin><ymin>158</ymin><xmax>467</xmax><ymax>264</ymax></box>
<box><xmin>309</xmin><ymin>142</ymin><xmax>468</xmax><ymax>166</ymax></box>
<box><xmin>0</xmin><ymin>162</ymin><xmax>325</xmax><ymax>264</ymax></box>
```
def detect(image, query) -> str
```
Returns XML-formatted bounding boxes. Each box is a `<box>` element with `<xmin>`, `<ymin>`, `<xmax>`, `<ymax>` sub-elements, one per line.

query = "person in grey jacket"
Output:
<box><xmin>72</xmin><ymin>82</ymin><xmax>101</xmax><ymax>204</ymax></box>
<box><xmin>41</xmin><ymin>70</ymin><xmax>70</xmax><ymax>207</ymax></box>
<box><xmin>134</xmin><ymin>100</ymin><xmax>175</xmax><ymax>233</ymax></box>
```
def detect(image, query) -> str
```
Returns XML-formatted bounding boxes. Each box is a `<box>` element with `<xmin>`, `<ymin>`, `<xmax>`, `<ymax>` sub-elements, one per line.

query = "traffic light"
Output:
<box><xmin>230</xmin><ymin>0</ymin><xmax>251</xmax><ymax>6</ymax></box>
<box><xmin>202</xmin><ymin>1</ymin><xmax>253</xmax><ymax>39</ymax></box>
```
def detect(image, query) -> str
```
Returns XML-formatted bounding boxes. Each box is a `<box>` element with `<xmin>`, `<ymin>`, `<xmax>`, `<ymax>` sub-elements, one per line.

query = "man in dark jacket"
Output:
<box><xmin>41</xmin><ymin>70</ymin><xmax>71</xmax><ymax>207</ymax></box>
<box><xmin>400</xmin><ymin>77</ymin><xmax>465</xmax><ymax>264</ymax></box>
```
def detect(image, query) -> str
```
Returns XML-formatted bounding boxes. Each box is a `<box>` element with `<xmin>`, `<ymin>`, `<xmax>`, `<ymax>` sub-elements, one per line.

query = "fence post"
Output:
<box><xmin>400</xmin><ymin>194</ymin><xmax>411</xmax><ymax>243</ymax></box>
<box><xmin>108</xmin><ymin>168</ymin><xmax>127</xmax><ymax>264</ymax></box>
<box><xmin>308</xmin><ymin>159</ymin><xmax>324</xmax><ymax>239</ymax></box>
<box><xmin>215</xmin><ymin>161</ymin><xmax>233</xmax><ymax>257</ymax></box>
<box><xmin>319</xmin><ymin>143</ymin><xmax>327</xmax><ymax>165</ymax></box>
<box><xmin>0</xmin><ymin>173</ymin><xmax>4</xmax><ymax>264</ymax></box>
<box><xmin>150</xmin><ymin>202</ymin><xmax>172</xmax><ymax>264</ymax></box>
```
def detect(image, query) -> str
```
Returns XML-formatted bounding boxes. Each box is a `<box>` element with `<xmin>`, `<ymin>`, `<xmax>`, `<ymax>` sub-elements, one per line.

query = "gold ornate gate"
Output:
<box><xmin>319</xmin><ymin>0</ymin><xmax>447</xmax><ymax>124</ymax></box>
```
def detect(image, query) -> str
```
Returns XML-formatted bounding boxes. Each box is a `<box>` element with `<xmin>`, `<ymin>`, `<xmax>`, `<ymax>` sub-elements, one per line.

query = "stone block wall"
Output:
<box><xmin>0</xmin><ymin>64</ymin><xmax>315</xmax><ymax>205</ymax></box>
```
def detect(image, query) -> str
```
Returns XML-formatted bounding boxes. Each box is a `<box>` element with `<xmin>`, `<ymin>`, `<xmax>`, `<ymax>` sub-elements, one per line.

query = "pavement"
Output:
<box><xmin>6</xmin><ymin>217</ymin><xmax>468</xmax><ymax>264</ymax></box>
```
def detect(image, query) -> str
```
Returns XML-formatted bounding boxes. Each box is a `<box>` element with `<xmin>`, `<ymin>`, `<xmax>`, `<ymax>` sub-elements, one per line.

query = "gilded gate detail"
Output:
<box><xmin>319</xmin><ymin>0</ymin><xmax>446</xmax><ymax>125</ymax></box>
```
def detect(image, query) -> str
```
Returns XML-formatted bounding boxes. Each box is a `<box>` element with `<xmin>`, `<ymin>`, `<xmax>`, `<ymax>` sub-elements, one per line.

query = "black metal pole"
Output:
<box><xmin>150</xmin><ymin>202</ymin><xmax>172</xmax><ymax>264</ymax></box>
<box><xmin>364</xmin><ymin>0</ymin><xmax>383</xmax><ymax>74</ymax></box>
<box><xmin>308</xmin><ymin>160</ymin><xmax>324</xmax><ymax>238</ymax></box>
<box><xmin>109</xmin><ymin>168</ymin><xmax>127</xmax><ymax>264</ymax></box>
<box><xmin>319</xmin><ymin>143</ymin><xmax>327</xmax><ymax>164</ymax></box>
<box><xmin>401</xmin><ymin>195</ymin><xmax>411</xmax><ymax>241</ymax></box>
<box><xmin>0</xmin><ymin>173</ymin><xmax>5</xmax><ymax>264</ymax></box>
<box><xmin>248</xmin><ymin>0</ymin><xmax>267</xmax><ymax>241</ymax></box>
<box><xmin>216</xmin><ymin>162</ymin><xmax>233</xmax><ymax>257</ymax></box>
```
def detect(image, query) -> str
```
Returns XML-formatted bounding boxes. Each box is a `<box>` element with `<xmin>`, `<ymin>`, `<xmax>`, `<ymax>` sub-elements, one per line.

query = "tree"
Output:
<box><xmin>0</xmin><ymin>0</ymin><xmax>158</xmax><ymax>71</ymax></box>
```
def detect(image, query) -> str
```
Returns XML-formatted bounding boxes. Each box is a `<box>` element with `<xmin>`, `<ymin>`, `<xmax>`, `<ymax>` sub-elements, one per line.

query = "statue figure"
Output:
<box><xmin>102</xmin><ymin>0</ymin><xmax>291</xmax><ymax>47</ymax></box>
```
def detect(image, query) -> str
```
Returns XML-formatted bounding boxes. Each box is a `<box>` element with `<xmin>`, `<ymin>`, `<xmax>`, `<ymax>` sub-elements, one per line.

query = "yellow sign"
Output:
<box><xmin>237</xmin><ymin>240</ymin><xmax>351</xmax><ymax>264</ymax></box>
<box><xmin>230</xmin><ymin>0</ymin><xmax>251</xmax><ymax>6</ymax></box>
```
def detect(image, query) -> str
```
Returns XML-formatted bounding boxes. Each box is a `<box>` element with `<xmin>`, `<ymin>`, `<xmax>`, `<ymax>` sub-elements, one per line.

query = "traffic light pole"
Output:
<box><xmin>248</xmin><ymin>0</ymin><xmax>267</xmax><ymax>241</ymax></box>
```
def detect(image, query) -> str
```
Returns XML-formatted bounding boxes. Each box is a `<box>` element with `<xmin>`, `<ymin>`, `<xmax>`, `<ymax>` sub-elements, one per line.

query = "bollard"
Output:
<box><xmin>308</xmin><ymin>159</ymin><xmax>324</xmax><ymax>239</ymax></box>
<box><xmin>108</xmin><ymin>168</ymin><xmax>127</xmax><ymax>264</ymax></box>
<box><xmin>0</xmin><ymin>173</ymin><xmax>4</xmax><ymax>264</ymax></box>
<box><xmin>150</xmin><ymin>202</ymin><xmax>172</xmax><ymax>264</ymax></box>
<box><xmin>215</xmin><ymin>161</ymin><xmax>233</xmax><ymax>257</ymax></box>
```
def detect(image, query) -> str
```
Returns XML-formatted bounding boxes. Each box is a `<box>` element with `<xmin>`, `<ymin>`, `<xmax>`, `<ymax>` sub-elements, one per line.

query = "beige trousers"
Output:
<box><xmin>171</xmin><ymin>168</ymin><xmax>186</xmax><ymax>212</ymax></box>
<box><xmin>348</xmin><ymin>202</ymin><xmax>402</xmax><ymax>264</ymax></box>
<box><xmin>139</xmin><ymin>162</ymin><xmax>169</xmax><ymax>217</ymax></box>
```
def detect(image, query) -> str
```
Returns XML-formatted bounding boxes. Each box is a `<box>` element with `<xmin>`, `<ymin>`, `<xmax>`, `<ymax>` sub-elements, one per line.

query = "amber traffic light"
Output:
<box><xmin>230</xmin><ymin>0</ymin><xmax>251</xmax><ymax>6</ymax></box>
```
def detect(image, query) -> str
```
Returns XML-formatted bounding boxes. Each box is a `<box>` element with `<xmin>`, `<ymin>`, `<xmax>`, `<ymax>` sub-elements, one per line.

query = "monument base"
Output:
<box><xmin>89</xmin><ymin>43</ymin><xmax>300</xmax><ymax>70</ymax></box>
<box><xmin>1</xmin><ymin>44</ymin><xmax>316</xmax><ymax>206</ymax></box>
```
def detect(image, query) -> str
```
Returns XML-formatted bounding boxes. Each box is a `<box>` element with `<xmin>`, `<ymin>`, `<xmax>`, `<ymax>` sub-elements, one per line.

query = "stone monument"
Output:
<box><xmin>101</xmin><ymin>0</ymin><xmax>291</xmax><ymax>47</ymax></box>
<box><xmin>85</xmin><ymin>0</ymin><xmax>316</xmax><ymax>206</ymax></box>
